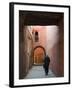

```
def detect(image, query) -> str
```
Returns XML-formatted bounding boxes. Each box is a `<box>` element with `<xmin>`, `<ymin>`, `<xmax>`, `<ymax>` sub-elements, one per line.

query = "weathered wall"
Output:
<box><xmin>45</xmin><ymin>26</ymin><xmax>60</xmax><ymax>76</ymax></box>
<box><xmin>25</xmin><ymin>28</ymin><xmax>34</xmax><ymax>69</ymax></box>
<box><xmin>19</xmin><ymin>25</ymin><xmax>33</xmax><ymax>79</ymax></box>
<box><xmin>31</xmin><ymin>26</ymin><xmax>47</xmax><ymax>64</ymax></box>
<box><xmin>32</xmin><ymin>25</ymin><xmax>64</xmax><ymax>77</ymax></box>
<box><xmin>45</xmin><ymin>17</ymin><xmax>64</xmax><ymax>77</ymax></box>
<box><xmin>19</xmin><ymin>12</ymin><xmax>34</xmax><ymax>79</ymax></box>
<box><xmin>32</xmin><ymin>26</ymin><xmax>47</xmax><ymax>49</ymax></box>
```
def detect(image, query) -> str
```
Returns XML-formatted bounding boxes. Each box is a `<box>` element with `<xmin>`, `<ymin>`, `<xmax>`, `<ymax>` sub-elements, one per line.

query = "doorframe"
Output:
<box><xmin>33</xmin><ymin>46</ymin><xmax>46</xmax><ymax>65</ymax></box>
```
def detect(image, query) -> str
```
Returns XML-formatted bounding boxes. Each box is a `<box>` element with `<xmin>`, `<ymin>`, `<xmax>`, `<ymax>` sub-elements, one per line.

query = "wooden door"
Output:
<box><xmin>34</xmin><ymin>47</ymin><xmax>45</xmax><ymax>65</ymax></box>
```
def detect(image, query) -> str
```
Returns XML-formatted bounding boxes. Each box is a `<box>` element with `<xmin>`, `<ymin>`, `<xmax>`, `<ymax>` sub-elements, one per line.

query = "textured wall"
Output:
<box><xmin>32</xmin><ymin>26</ymin><xmax>47</xmax><ymax>49</ymax></box>
<box><xmin>32</xmin><ymin>25</ymin><xmax>64</xmax><ymax>77</ymax></box>
<box><xmin>45</xmin><ymin>26</ymin><xmax>60</xmax><ymax>76</ymax></box>
<box><xmin>19</xmin><ymin>26</ymin><xmax>33</xmax><ymax>79</ymax></box>
<box><xmin>45</xmin><ymin>18</ymin><xmax>64</xmax><ymax>77</ymax></box>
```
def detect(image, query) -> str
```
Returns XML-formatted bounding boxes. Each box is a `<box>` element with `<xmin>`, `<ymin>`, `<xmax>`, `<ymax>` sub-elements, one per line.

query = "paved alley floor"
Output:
<box><xmin>25</xmin><ymin>65</ymin><xmax>56</xmax><ymax>79</ymax></box>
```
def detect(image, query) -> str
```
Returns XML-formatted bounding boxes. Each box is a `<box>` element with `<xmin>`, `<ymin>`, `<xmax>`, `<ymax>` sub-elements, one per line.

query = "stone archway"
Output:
<box><xmin>33</xmin><ymin>46</ymin><xmax>46</xmax><ymax>65</ymax></box>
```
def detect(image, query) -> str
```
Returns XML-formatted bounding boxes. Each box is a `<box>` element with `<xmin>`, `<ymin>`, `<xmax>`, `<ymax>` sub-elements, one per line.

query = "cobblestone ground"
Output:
<box><xmin>25</xmin><ymin>65</ymin><xmax>56</xmax><ymax>79</ymax></box>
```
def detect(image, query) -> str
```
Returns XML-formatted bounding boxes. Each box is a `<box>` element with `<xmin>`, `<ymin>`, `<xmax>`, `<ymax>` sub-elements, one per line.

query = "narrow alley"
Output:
<box><xmin>19</xmin><ymin>11</ymin><xmax>64</xmax><ymax>79</ymax></box>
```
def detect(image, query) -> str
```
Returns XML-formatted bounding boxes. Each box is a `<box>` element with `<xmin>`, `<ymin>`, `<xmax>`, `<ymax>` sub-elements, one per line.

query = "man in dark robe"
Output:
<box><xmin>43</xmin><ymin>55</ymin><xmax>50</xmax><ymax>75</ymax></box>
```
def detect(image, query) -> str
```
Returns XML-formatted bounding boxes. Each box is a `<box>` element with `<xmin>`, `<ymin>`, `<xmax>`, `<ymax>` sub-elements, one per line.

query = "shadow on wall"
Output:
<box><xmin>19</xmin><ymin>26</ymin><xmax>34</xmax><ymax>79</ymax></box>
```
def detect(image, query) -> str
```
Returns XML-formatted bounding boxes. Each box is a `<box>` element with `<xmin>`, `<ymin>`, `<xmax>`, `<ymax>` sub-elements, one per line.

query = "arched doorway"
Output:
<box><xmin>33</xmin><ymin>46</ymin><xmax>46</xmax><ymax>65</ymax></box>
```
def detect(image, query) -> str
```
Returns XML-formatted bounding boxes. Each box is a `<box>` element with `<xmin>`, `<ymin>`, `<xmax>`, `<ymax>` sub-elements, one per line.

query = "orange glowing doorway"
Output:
<box><xmin>33</xmin><ymin>46</ymin><xmax>46</xmax><ymax>65</ymax></box>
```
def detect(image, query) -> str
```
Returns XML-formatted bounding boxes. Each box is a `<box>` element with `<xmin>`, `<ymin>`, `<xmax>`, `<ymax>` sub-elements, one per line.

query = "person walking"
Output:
<box><xmin>43</xmin><ymin>55</ymin><xmax>50</xmax><ymax>75</ymax></box>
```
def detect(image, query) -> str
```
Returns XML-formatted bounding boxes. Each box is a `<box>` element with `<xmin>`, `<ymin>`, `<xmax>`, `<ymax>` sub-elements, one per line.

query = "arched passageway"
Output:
<box><xmin>19</xmin><ymin>11</ymin><xmax>64</xmax><ymax>79</ymax></box>
<box><xmin>33</xmin><ymin>46</ymin><xmax>46</xmax><ymax>65</ymax></box>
